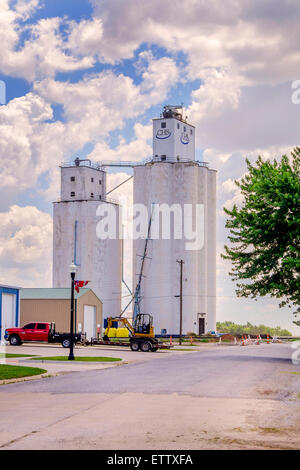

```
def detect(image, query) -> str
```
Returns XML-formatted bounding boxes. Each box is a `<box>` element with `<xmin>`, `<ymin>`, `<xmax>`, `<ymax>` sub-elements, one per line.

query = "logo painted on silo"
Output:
<box><xmin>180</xmin><ymin>132</ymin><xmax>189</xmax><ymax>144</ymax></box>
<box><xmin>156</xmin><ymin>129</ymin><xmax>171</xmax><ymax>139</ymax></box>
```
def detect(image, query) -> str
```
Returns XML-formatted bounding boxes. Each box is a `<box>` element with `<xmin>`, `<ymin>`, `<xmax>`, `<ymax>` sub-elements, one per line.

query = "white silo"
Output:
<box><xmin>133</xmin><ymin>106</ymin><xmax>216</xmax><ymax>336</ymax></box>
<box><xmin>53</xmin><ymin>158</ymin><xmax>122</xmax><ymax>322</ymax></box>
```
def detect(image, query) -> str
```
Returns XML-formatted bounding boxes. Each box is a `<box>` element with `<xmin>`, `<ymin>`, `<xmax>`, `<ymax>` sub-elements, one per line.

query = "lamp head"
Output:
<box><xmin>69</xmin><ymin>262</ymin><xmax>77</xmax><ymax>274</ymax></box>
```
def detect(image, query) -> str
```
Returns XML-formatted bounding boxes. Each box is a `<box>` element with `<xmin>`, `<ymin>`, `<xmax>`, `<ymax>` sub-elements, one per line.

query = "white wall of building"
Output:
<box><xmin>1</xmin><ymin>294</ymin><xmax>16</xmax><ymax>342</ymax></box>
<box><xmin>133</xmin><ymin>162</ymin><xmax>216</xmax><ymax>335</ymax></box>
<box><xmin>61</xmin><ymin>165</ymin><xmax>106</xmax><ymax>202</ymax></box>
<box><xmin>133</xmin><ymin>107</ymin><xmax>216</xmax><ymax>336</ymax></box>
<box><xmin>153</xmin><ymin>117</ymin><xmax>195</xmax><ymax>163</ymax></box>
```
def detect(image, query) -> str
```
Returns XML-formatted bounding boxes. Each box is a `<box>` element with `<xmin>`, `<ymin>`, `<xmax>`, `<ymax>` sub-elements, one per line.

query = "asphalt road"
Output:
<box><xmin>0</xmin><ymin>343</ymin><xmax>299</xmax><ymax>450</ymax></box>
<box><xmin>1</xmin><ymin>343</ymin><xmax>297</xmax><ymax>397</ymax></box>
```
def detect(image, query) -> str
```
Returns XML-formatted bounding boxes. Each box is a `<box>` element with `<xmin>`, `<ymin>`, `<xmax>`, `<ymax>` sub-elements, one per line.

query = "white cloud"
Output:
<box><xmin>134</xmin><ymin>122</ymin><xmax>152</xmax><ymax>141</ymax></box>
<box><xmin>139</xmin><ymin>55</ymin><xmax>180</xmax><ymax>103</ymax></box>
<box><xmin>3</xmin><ymin>0</ymin><xmax>300</xmax><ymax>90</ymax></box>
<box><xmin>34</xmin><ymin>54</ymin><xmax>178</xmax><ymax>129</ymax></box>
<box><xmin>223</xmin><ymin>191</ymin><xmax>244</xmax><ymax>212</ymax></box>
<box><xmin>68</xmin><ymin>18</ymin><xmax>104</xmax><ymax>58</ymax></box>
<box><xmin>0</xmin><ymin>92</ymin><xmax>55</xmax><ymax>191</ymax></box>
<box><xmin>34</xmin><ymin>73</ymin><xmax>143</xmax><ymax>130</ymax></box>
<box><xmin>221</xmin><ymin>178</ymin><xmax>236</xmax><ymax>194</ymax></box>
<box><xmin>85</xmin><ymin>0</ymin><xmax>300</xmax><ymax>86</ymax></box>
<box><xmin>186</xmin><ymin>68</ymin><xmax>244</xmax><ymax>150</ymax></box>
<box><xmin>30</xmin><ymin>59</ymin><xmax>176</xmax><ymax>197</ymax></box>
<box><xmin>72</xmin><ymin>0</ymin><xmax>300</xmax><ymax>154</ymax></box>
<box><xmin>0</xmin><ymin>205</ymin><xmax>53</xmax><ymax>287</ymax></box>
<box><xmin>89</xmin><ymin>122</ymin><xmax>152</xmax><ymax>163</ymax></box>
<box><xmin>0</xmin><ymin>61</ymin><xmax>172</xmax><ymax>203</ymax></box>
<box><xmin>88</xmin><ymin>0</ymin><xmax>241</xmax><ymax>65</ymax></box>
<box><xmin>203</xmin><ymin>148</ymin><xmax>233</xmax><ymax>170</ymax></box>
<box><xmin>13</xmin><ymin>0</ymin><xmax>41</xmax><ymax>20</ymax></box>
<box><xmin>0</xmin><ymin>1</ymin><xmax>94</xmax><ymax>81</ymax></box>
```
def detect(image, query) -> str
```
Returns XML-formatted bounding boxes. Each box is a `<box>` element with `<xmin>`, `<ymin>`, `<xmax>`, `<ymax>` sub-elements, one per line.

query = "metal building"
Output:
<box><xmin>0</xmin><ymin>284</ymin><xmax>20</xmax><ymax>343</ymax></box>
<box><xmin>20</xmin><ymin>288</ymin><xmax>102</xmax><ymax>341</ymax></box>
<box><xmin>132</xmin><ymin>106</ymin><xmax>217</xmax><ymax>336</ymax></box>
<box><xmin>52</xmin><ymin>158</ymin><xmax>122</xmax><ymax>321</ymax></box>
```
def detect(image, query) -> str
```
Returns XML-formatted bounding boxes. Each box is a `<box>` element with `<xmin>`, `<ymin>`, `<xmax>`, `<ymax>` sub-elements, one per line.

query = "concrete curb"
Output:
<box><xmin>20</xmin><ymin>359</ymin><xmax>125</xmax><ymax>365</ymax></box>
<box><xmin>0</xmin><ymin>372</ymin><xmax>52</xmax><ymax>386</ymax></box>
<box><xmin>0</xmin><ymin>359</ymin><xmax>128</xmax><ymax>386</ymax></box>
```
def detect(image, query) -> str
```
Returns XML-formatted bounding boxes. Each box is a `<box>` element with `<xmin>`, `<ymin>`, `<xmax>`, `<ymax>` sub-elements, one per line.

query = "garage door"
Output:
<box><xmin>83</xmin><ymin>305</ymin><xmax>96</xmax><ymax>341</ymax></box>
<box><xmin>1</xmin><ymin>294</ymin><xmax>15</xmax><ymax>342</ymax></box>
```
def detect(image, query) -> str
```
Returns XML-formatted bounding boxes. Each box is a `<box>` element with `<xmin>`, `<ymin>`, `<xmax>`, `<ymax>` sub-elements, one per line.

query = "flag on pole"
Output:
<box><xmin>74</xmin><ymin>280</ymin><xmax>89</xmax><ymax>293</ymax></box>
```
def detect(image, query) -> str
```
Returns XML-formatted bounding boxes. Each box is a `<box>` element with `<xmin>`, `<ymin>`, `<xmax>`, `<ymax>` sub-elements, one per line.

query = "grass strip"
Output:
<box><xmin>170</xmin><ymin>348</ymin><xmax>198</xmax><ymax>351</ymax></box>
<box><xmin>0</xmin><ymin>364</ymin><xmax>46</xmax><ymax>380</ymax></box>
<box><xmin>0</xmin><ymin>353</ymin><xmax>38</xmax><ymax>358</ymax></box>
<box><xmin>30</xmin><ymin>356</ymin><xmax>122</xmax><ymax>362</ymax></box>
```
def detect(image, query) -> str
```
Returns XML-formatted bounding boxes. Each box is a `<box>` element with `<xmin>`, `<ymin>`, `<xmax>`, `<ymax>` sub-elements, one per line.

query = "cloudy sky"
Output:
<box><xmin>1</xmin><ymin>0</ymin><xmax>299</xmax><ymax>333</ymax></box>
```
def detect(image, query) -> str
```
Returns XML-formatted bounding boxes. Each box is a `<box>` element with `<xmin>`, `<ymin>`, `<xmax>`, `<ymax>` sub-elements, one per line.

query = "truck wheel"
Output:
<box><xmin>151</xmin><ymin>347</ymin><xmax>158</xmax><ymax>352</ymax></box>
<box><xmin>140</xmin><ymin>341</ymin><xmax>152</xmax><ymax>352</ymax></box>
<box><xmin>130</xmin><ymin>341</ymin><xmax>140</xmax><ymax>351</ymax></box>
<box><xmin>62</xmin><ymin>339</ymin><xmax>71</xmax><ymax>348</ymax></box>
<box><xmin>9</xmin><ymin>335</ymin><xmax>21</xmax><ymax>346</ymax></box>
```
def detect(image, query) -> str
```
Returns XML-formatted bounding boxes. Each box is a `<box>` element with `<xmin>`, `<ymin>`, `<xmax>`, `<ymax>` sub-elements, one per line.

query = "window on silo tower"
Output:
<box><xmin>161</xmin><ymin>122</ymin><xmax>166</xmax><ymax>128</ymax></box>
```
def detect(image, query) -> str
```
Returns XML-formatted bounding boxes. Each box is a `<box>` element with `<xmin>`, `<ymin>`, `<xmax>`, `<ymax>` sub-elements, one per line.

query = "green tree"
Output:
<box><xmin>216</xmin><ymin>321</ymin><xmax>292</xmax><ymax>336</ymax></box>
<box><xmin>222</xmin><ymin>148</ymin><xmax>300</xmax><ymax>314</ymax></box>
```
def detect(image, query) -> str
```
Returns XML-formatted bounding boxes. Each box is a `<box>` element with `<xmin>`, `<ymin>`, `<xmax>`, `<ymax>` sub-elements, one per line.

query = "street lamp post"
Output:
<box><xmin>175</xmin><ymin>259</ymin><xmax>184</xmax><ymax>345</ymax></box>
<box><xmin>69</xmin><ymin>262</ymin><xmax>77</xmax><ymax>361</ymax></box>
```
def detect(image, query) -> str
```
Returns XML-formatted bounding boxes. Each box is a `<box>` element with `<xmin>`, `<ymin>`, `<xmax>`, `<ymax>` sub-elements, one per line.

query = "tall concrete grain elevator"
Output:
<box><xmin>133</xmin><ymin>106</ymin><xmax>216</xmax><ymax>336</ymax></box>
<box><xmin>53</xmin><ymin>158</ymin><xmax>122</xmax><ymax>321</ymax></box>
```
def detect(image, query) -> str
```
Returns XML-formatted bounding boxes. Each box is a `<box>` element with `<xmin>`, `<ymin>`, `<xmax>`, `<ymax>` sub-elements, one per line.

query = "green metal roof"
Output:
<box><xmin>20</xmin><ymin>288</ymin><xmax>91</xmax><ymax>300</ymax></box>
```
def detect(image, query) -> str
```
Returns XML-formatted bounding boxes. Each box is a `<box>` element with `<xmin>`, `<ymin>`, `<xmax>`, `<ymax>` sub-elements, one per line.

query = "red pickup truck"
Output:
<box><xmin>5</xmin><ymin>322</ymin><xmax>82</xmax><ymax>348</ymax></box>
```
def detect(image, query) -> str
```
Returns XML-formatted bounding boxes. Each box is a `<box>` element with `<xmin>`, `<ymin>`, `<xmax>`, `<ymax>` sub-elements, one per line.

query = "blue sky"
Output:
<box><xmin>0</xmin><ymin>0</ymin><xmax>299</xmax><ymax>333</ymax></box>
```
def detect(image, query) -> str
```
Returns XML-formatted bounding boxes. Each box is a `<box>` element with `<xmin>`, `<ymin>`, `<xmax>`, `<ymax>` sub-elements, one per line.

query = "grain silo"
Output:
<box><xmin>132</xmin><ymin>106</ymin><xmax>216</xmax><ymax>335</ymax></box>
<box><xmin>53</xmin><ymin>158</ymin><xmax>122</xmax><ymax>324</ymax></box>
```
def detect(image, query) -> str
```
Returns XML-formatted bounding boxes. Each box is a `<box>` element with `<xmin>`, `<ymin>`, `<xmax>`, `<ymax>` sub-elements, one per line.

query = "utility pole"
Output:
<box><xmin>176</xmin><ymin>259</ymin><xmax>184</xmax><ymax>345</ymax></box>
